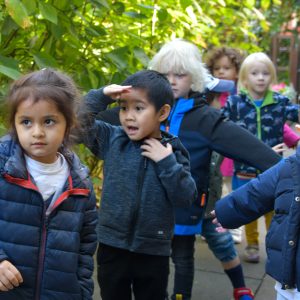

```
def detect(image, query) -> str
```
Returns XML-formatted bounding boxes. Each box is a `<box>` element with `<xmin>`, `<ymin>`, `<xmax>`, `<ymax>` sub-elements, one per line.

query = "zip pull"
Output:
<box><xmin>144</xmin><ymin>157</ymin><xmax>148</xmax><ymax>169</ymax></box>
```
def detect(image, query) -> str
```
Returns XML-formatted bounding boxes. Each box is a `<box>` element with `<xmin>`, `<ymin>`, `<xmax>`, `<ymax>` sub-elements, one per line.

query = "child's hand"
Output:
<box><xmin>103</xmin><ymin>84</ymin><xmax>132</xmax><ymax>100</ymax></box>
<box><xmin>272</xmin><ymin>143</ymin><xmax>286</xmax><ymax>154</ymax></box>
<box><xmin>0</xmin><ymin>260</ymin><xmax>23</xmax><ymax>291</ymax></box>
<box><xmin>141</xmin><ymin>138</ymin><xmax>173</xmax><ymax>162</ymax></box>
<box><xmin>210</xmin><ymin>210</ymin><xmax>228</xmax><ymax>233</ymax></box>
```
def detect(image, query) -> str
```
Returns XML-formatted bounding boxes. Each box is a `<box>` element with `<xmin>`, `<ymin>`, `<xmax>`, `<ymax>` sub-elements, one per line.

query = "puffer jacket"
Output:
<box><xmin>80</xmin><ymin>88</ymin><xmax>197</xmax><ymax>256</ymax></box>
<box><xmin>215</xmin><ymin>146</ymin><xmax>300</xmax><ymax>291</ymax></box>
<box><xmin>0</xmin><ymin>135</ymin><xmax>97</xmax><ymax>300</ymax></box>
<box><xmin>222</xmin><ymin>90</ymin><xmax>299</xmax><ymax>175</ymax></box>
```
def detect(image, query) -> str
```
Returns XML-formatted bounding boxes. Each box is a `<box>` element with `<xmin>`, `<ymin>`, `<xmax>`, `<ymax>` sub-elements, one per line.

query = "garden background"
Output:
<box><xmin>0</xmin><ymin>0</ymin><xmax>299</xmax><ymax>200</ymax></box>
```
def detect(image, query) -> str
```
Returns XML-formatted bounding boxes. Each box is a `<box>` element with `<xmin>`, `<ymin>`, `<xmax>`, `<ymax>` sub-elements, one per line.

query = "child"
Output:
<box><xmin>0</xmin><ymin>68</ymin><xmax>98</xmax><ymax>299</ymax></box>
<box><xmin>78</xmin><ymin>70</ymin><xmax>198</xmax><ymax>300</ymax></box>
<box><xmin>222</xmin><ymin>52</ymin><xmax>299</xmax><ymax>264</ymax></box>
<box><xmin>213</xmin><ymin>144</ymin><xmax>300</xmax><ymax>300</ymax></box>
<box><xmin>205</xmin><ymin>47</ymin><xmax>300</xmax><ymax>244</ymax></box>
<box><xmin>205</xmin><ymin>46</ymin><xmax>245</xmax><ymax>244</ymax></box>
<box><xmin>148</xmin><ymin>39</ymin><xmax>281</xmax><ymax>300</ymax></box>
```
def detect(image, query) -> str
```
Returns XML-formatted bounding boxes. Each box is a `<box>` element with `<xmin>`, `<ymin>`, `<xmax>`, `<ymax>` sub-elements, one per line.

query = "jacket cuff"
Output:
<box><xmin>156</xmin><ymin>153</ymin><xmax>177</xmax><ymax>171</ymax></box>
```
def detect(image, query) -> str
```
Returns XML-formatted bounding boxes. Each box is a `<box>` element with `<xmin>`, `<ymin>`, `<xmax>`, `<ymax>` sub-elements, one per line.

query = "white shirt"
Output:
<box><xmin>25</xmin><ymin>153</ymin><xmax>69</xmax><ymax>202</ymax></box>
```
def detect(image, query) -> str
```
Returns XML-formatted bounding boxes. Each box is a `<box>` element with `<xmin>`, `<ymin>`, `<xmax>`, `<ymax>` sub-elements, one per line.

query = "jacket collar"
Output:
<box><xmin>0</xmin><ymin>135</ymin><xmax>90</xmax><ymax>189</ymax></box>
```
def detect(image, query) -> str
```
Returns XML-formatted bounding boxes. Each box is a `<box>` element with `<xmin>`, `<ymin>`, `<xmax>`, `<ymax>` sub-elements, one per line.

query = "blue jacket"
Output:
<box><xmin>161</xmin><ymin>92</ymin><xmax>281</xmax><ymax>234</ymax></box>
<box><xmin>215</xmin><ymin>147</ymin><xmax>300</xmax><ymax>291</ymax></box>
<box><xmin>0</xmin><ymin>136</ymin><xmax>97</xmax><ymax>300</ymax></box>
<box><xmin>80</xmin><ymin>89</ymin><xmax>197</xmax><ymax>256</ymax></box>
<box><xmin>222</xmin><ymin>90</ymin><xmax>299</xmax><ymax>175</ymax></box>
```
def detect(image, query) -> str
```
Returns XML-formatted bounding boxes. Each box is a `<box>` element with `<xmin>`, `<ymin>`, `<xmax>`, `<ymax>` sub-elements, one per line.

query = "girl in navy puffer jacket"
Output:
<box><xmin>0</xmin><ymin>68</ymin><xmax>97</xmax><ymax>300</ymax></box>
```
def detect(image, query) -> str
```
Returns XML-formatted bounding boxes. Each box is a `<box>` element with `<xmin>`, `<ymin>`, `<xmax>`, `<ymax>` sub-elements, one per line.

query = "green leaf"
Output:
<box><xmin>39</xmin><ymin>2</ymin><xmax>58</xmax><ymax>24</ymax></box>
<box><xmin>112</xmin><ymin>2</ymin><xmax>125</xmax><ymax>15</ymax></box>
<box><xmin>124</xmin><ymin>11</ymin><xmax>147</xmax><ymax>19</ymax></box>
<box><xmin>0</xmin><ymin>55</ymin><xmax>19</xmax><ymax>69</ymax></box>
<box><xmin>88</xmin><ymin>69</ymin><xmax>99</xmax><ymax>89</ymax></box>
<box><xmin>0</xmin><ymin>65</ymin><xmax>21</xmax><ymax>79</ymax></box>
<box><xmin>91</xmin><ymin>0</ymin><xmax>110</xmax><ymax>9</ymax></box>
<box><xmin>22</xmin><ymin>0</ymin><xmax>37</xmax><ymax>15</ymax></box>
<box><xmin>33</xmin><ymin>53</ymin><xmax>58</xmax><ymax>68</ymax></box>
<box><xmin>5</xmin><ymin>0</ymin><xmax>31</xmax><ymax>28</ymax></box>
<box><xmin>157</xmin><ymin>8</ymin><xmax>168</xmax><ymax>21</ymax></box>
<box><xmin>133</xmin><ymin>47</ymin><xmax>149</xmax><ymax>67</ymax></box>
<box><xmin>106</xmin><ymin>47</ymin><xmax>129</xmax><ymax>70</ymax></box>
<box><xmin>180</xmin><ymin>0</ymin><xmax>193</xmax><ymax>9</ymax></box>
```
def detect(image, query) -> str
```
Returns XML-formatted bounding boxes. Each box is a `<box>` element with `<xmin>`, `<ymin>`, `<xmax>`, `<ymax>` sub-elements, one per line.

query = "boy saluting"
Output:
<box><xmin>78</xmin><ymin>70</ymin><xmax>197</xmax><ymax>300</ymax></box>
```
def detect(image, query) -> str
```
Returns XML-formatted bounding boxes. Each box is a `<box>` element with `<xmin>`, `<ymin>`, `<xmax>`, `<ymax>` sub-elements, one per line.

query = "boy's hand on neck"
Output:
<box><xmin>140</xmin><ymin>138</ymin><xmax>173</xmax><ymax>162</ymax></box>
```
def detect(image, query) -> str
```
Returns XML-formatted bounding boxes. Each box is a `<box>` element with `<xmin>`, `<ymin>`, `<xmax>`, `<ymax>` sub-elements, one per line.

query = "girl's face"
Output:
<box><xmin>244</xmin><ymin>61</ymin><xmax>272</xmax><ymax>99</ymax></box>
<box><xmin>213</xmin><ymin>55</ymin><xmax>238</xmax><ymax>81</ymax></box>
<box><xmin>163</xmin><ymin>71</ymin><xmax>192</xmax><ymax>99</ymax></box>
<box><xmin>14</xmin><ymin>98</ymin><xmax>67</xmax><ymax>164</ymax></box>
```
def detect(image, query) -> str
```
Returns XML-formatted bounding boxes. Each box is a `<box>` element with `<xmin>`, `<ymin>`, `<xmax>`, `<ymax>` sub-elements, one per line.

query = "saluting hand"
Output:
<box><xmin>103</xmin><ymin>84</ymin><xmax>132</xmax><ymax>101</ymax></box>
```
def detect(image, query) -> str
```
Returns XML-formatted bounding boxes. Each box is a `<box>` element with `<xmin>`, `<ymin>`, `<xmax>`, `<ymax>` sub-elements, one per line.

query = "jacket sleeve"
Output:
<box><xmin>283</xmin><ymin>123</ymin><xmax>300</xmax><ymax>148</ymax></box>
<box><xmin>155</xmin><ymin>142</ymin><xmax>197</xmax><ymax>208</ymax></box>
<box><xmin>209</xmin><ymin>113</ymin><xmax>281</xmax><ymax>172</ymax></box>
<box><xmin>77</xmin><ymin>88</ymin><xmax>116</xmax><ymax>160</ymax></box>
<box><xmin>215</xmin><ymin>160</ymin><xmax>283</xmax><ymax>228</ymax></box>
<box><xmin>284</xmin><ymin>97</ymin><xmax>299</xmax><ymax>123</ymax></box>
<box><xmin>77</xmin><ymin>183</ymin><xmax>98</xmax><ymax>300</ymax></box>
<box><xmin>0</xmin><ymin>249</ymin><xmax>9</xmax><ymax>263</ymax></box>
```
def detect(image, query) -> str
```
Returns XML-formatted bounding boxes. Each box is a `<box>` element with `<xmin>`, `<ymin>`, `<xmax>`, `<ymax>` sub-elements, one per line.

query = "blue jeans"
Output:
<box><xmin>201</xmin><ymin>218</ymin><xmax>237</xmax><ymax>262</ymax></box>
<box><xmin>171</xmin><ymin>235</ymin><xmax>195</xmax><ymax>300</ymax></box>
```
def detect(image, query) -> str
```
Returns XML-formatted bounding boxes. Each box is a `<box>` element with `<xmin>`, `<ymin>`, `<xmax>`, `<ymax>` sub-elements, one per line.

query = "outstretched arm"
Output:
<box><xmin>214</xmin><ymin>160</ymin><xmax>283</xmax><ymax>229</ymax></box>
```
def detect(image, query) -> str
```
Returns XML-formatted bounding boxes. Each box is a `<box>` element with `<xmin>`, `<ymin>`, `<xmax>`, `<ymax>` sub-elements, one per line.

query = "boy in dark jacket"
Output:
<box><xmin>78</xmin><ymin>70</ymin><xmax>197</xmax><ymax>300</ymax></box>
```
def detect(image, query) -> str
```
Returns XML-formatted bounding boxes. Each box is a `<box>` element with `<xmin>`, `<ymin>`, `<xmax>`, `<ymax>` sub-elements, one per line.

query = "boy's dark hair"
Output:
<box><xmin>205</xmin><ymin>47</ymin><xmax>245</xmax><ymax>74</ymax></box>
<box><xmin>7</xmin><ymin>68</ymin><xmax>81</xmax><ymax>146</ymax></box>
<box><xmin>122</xmin><ymin>70</ymin><xmax>174</xmax><ymax>111</ymax></box>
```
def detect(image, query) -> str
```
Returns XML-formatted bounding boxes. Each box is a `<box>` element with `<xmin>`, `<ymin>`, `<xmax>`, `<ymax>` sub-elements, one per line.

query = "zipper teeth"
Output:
<box><xmin>129</xmin><ymin>158</ymin><xmax>147</xmax><ymax>248</ymax></box>
<box><xmin>35</xmin><ymin>209</ymin><xmax>48</xmax><ymax>300</ymax></box>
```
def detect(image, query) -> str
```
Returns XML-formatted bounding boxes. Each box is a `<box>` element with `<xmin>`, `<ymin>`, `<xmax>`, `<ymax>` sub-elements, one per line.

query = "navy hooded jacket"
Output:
<box><xmin>216</xmin><ymin>146</ymin><xmax>300</xmax><ymax>291</ymax></box>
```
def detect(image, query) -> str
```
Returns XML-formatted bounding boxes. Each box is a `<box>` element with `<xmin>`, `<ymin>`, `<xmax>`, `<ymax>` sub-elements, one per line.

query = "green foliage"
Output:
<box><xmin>0</xmin><ymin>0</ymin><xmax>297</xmax><ymax>97</ymax></box>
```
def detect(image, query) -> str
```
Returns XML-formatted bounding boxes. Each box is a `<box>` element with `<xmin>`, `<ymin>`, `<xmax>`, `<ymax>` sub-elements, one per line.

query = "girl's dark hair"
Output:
<box><xmin>205</xmin><ymin>47</ymin><xmax>245</xmax><ymax>73</ymax></box>
<box><xmin>7</xmin><ymin>68</ymin><xmax>81</xmax><ymax>146</ymax></box>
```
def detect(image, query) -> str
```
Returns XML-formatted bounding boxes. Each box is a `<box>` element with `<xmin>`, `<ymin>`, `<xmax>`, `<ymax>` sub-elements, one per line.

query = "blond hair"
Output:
<box><xmin>238</xmin><ymin>52</ymin><xmax>277</xmax><ymax>91</ymax></box>
<box><xmin>148</xmin><ymin>39</ymin><xmax>209</xmax><ymax>92</ymax></box>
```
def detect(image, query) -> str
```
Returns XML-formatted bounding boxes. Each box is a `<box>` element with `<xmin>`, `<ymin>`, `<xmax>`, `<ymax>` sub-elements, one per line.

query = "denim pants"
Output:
<box><xmin>202</xmin><ymin>218</ymin><xmax>237</xmax><ymax>262</ymax></box>
<box><xmin>171</xmin><ymin>235</ymin><xmax>195</xmax><ymax>300</ymax></box>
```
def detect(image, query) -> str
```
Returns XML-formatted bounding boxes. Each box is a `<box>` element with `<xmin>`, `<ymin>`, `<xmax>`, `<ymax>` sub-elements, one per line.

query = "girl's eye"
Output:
<box><xmin>45</xmin><ymin>119</ymin><xmax>55</xmax><ymax>125</ymax></box>
<box><xmin>21</xmin><ymin>119</ymin><xmax>31</xmax><ymax>126</ymax></box>
<box><xmin>136</xmin><ymin>106</ymin><xmax>144</xmax><ymax>111</ymax></box>
<box><xmin>119</xmin><ymin>106</ymin><xmax>127</xmax><ymax>111</ymax></box>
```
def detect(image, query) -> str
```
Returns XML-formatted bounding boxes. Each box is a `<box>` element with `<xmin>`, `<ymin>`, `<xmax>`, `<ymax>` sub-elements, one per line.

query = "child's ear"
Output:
<box><xmin>158</xmin><ymin>104</ymin><xmax>171</xmax><ymax>122</ymax></box>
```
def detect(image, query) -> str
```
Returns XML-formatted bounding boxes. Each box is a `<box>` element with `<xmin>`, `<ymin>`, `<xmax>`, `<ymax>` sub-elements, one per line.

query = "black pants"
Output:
<box><xmin>97</xmin><ymin>243</ymin><xmax>169</xmax><ymax>300</ymax></box>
